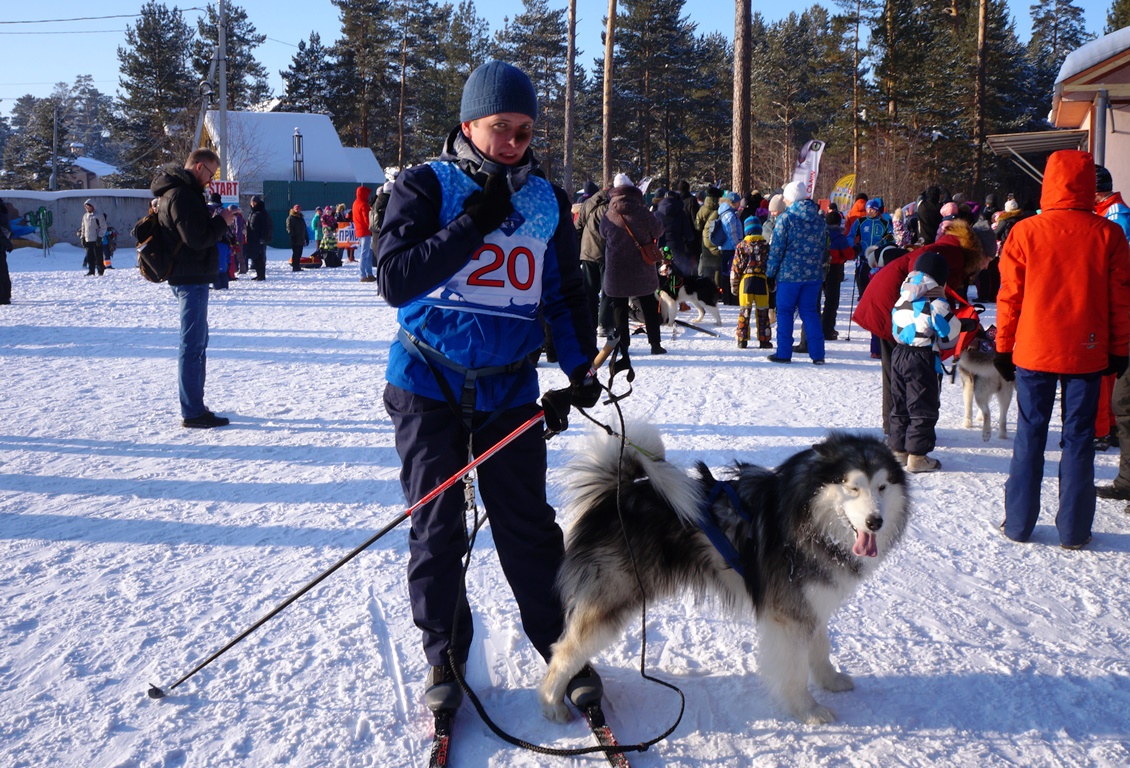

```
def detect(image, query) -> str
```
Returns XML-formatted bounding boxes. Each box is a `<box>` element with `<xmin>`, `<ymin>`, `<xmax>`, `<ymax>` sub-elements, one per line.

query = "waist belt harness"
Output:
<box><xmin>398</xmin><ymin>327</ymin><xmax>530</xmax><ymax>431</ymax></box>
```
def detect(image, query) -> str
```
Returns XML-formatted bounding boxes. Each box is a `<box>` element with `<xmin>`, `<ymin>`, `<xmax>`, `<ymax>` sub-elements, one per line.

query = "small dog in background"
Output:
<box><xmin>957</xmin><ymin>330</ymin><xmax>1013</xmax><ymax>440</ymax></box>
<box><xmin>656</xmin><ymin>260</ymin><xmax>722</xmax><ymax>326</ymax></box>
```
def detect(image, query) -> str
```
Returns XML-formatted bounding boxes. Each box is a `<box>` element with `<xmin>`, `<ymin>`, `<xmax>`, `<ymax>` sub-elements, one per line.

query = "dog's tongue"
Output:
<box><xmin>853</xmin><ymin>529</ymin><xmax>878</xmax><ymax>558</ymax></box>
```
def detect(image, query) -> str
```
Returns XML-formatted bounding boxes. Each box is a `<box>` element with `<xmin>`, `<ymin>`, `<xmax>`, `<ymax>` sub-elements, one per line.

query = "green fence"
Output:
<box><xmin>262</xmin><ymin>180</ymin><xmax>381</xmax><ymax>248</ymax></box>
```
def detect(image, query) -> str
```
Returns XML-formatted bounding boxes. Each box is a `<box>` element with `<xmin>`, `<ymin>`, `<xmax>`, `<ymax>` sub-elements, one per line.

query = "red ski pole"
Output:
<box><xmin>148</xmin><ymin>408</ymin><xmax>549</xmax><ymax>700</ymax></box>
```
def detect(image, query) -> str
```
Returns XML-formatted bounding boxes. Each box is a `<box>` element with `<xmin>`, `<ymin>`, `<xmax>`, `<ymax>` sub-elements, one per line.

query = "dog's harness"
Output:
<box><xmin>698</xmin><ymin>481</ymin><xmax>753</xmax><ymax>578</ymax></box>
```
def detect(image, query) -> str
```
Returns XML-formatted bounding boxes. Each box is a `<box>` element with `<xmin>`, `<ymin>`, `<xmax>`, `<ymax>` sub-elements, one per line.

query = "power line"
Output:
<box><xmin>0</xmin><ymin>9</ymin><xmax>206</xmax><ymax>25</ymax></box>
<box><xmin>0</xmin><ymin>30</ymin><xmax>126</xmax><ymax>35</ymax></box>
<box><xmin>264</xmin><ymin>36</ymin><xmax>300</xmax><ymax>48</ymax></box>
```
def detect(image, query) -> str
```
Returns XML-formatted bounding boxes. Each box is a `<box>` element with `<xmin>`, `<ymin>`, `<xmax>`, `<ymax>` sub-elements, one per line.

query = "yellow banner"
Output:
<box><xmin>830</xmin><ymin>174</ymin><xmax>855</xmax><ymax>213</ymax></box>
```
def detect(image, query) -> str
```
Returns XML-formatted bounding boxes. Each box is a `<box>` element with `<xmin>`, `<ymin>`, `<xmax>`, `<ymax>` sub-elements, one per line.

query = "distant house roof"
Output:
<box><xmin>71</xmin><ymin>156</ymin><xmax>119</xmax><ymax>177</ymax></box>
<box><xmin>1053</xmin><ymin>26</ymin><xmax>1130</xmax><ymax>128</ymax></box>
<box><xmin>342</xmin><ymin>148</ymin><xmax>385</xmax><ymax>187</ymax></box>
<box><xmin>202</xmin><ymin>111</ymin><xmax>384</xmax><ymax>192</ymax></box>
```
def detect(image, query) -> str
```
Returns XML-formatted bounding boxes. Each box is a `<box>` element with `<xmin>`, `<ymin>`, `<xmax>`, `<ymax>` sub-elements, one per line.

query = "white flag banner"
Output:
<box><xmin>791</xmin><ymin>140</ymin><xmax>824</xmax><ymax>198</ymax></box>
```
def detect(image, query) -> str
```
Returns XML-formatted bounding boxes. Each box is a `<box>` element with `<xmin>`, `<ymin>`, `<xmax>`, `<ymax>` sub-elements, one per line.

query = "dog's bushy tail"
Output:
<box><xmin>564</xmin><ymin>423</ymin><xmax>706</xmax><ymax>526</ymax></box>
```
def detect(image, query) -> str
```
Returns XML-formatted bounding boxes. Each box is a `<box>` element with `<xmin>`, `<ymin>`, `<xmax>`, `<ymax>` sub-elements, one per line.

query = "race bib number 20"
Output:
<box><xmin>427</xmin><ymin>232</ymin><xmax>545</xmax><ymax>317</ymax></box>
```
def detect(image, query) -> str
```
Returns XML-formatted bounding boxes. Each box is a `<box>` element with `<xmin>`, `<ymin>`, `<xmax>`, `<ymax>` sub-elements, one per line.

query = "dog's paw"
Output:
<box><xmin>981</xmin><ymin>428</ymin><xmax>992</xmax><ymax>442</ymax></box>
<box><xmin>538</xmin><ymin>681</ymin><xmax>574</xmax><ymax>723</ymax></box>
<box><xmin>962</xmin><ymin>418</ymin><xmax>973</xmax><ymax>429</ymax></box>
<box><xmin>801</xmin><ymin>703</ymin><xmax>838</xmax><ymax>725</ymax></box>
<box><xmin>789</xmin><ymin>697</ymin><xmax>838</xmax><ymax>724</ymax></box>
<box><xmin>819</xmin><ymin>671</ymin><xmax>854</xmax><ymax>692</ymax></box>
<box><xmin>541</xmin><ymin>698</ymin><xmax>573</xmax><ymax>723</ymax></box>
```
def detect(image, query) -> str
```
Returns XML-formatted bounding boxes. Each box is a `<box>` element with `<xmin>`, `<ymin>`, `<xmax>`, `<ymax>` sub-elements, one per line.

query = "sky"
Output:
<box><xmin>0</xmin><ymin>0</ymin><xmax>1117</xmax><ymax>122</ymax></box>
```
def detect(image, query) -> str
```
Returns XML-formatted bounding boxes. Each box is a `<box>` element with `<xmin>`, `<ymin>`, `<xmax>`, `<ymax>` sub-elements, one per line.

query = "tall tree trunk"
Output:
<box><xmin>602</xmin><ymin>0</ymin><xmax>617</xmax><ymax>188</ymax></box>
<box><xmin>886</xmin><ymin>0</ymin><xmax>896</xmax><ymax>121</ymax></box>
<box><xmin>397</xmin><ymin>35</ymin><xmax>407</xmax><ymax>167</ymax></box>
<box><xmin>973</xmin><ymin>0</ymin><xmax>986</xmax><ymax>196</ymax></box>
<box><xmin>563</xmin><ymin>0</ymin><xmax>577</xmax><ymax>194</ymax></box>
<box><xmin>852</xmin><ymin>0</ymin><xmax>861</xmax><ymax>182</ymax></box>
<box><xmin>733</xmin><ymin>0</ymin><xmax>751</xmax><ymax>194</ymax></box>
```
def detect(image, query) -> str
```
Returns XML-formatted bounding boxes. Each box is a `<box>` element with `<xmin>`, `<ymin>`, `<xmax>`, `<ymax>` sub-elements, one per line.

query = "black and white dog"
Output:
<box><xmin>657</xmin><ymin>261</ymin><xmax>722</xmax><ymax>326</ymax></box>
<box><xmin>540</xmin><ymin>426</ymin><xmax>909</xmax><ymax>724</ymax></box>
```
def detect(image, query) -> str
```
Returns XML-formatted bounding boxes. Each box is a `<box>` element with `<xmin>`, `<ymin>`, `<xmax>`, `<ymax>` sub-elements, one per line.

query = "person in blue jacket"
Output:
<box><xmin>848</xmin><ymin>198</ymin><xmax>894</xmax><ymax>294</ymax></box>
<box><xmin>375</xmin><ymin>61</ymin><xmax>600</xmax><ymax>715</ymax></box>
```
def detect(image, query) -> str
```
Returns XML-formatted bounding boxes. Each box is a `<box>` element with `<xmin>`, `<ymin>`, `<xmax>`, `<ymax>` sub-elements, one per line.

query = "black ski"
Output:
<box><xmin>674</xmin><ymin>318</ymin><xmax>720</xmax><ymax>336</ymax></box>
<box><xmin>582</xmin><ymin>703</ymin><xmax>631</xmax><ymax>768</ymax></box>
<box><xmin>427</xmin><ymin>710</ymin><xmax>454</xmax><ymax>767</ymax></box>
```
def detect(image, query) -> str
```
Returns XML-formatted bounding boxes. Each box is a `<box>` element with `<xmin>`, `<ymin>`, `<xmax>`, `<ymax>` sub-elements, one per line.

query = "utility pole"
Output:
<box><xmin>218</xmin><ymin>0</ymin><xmax>228</xmax><ymax>179</ymax></box>
<box><xmin>563</xmin><ymin>0</ymin><xmax>577</xmax><ymax>195</ymax></box>
<box><xmin>50</xmin><ymin>103</ymin><xmax>58</xmax><ymax>191</ymax></box>
<box><xmin>602</xmin><ymin>0</ymin><xmax>616</xmax><ymax>188</ymax></box>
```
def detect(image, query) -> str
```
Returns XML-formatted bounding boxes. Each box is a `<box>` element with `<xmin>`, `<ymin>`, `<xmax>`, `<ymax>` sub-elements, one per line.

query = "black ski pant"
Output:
<box><xmin>0</xmin><ymin>250</ymin><xmax>10</xmax><ymax>304</ymax></box>
<box><xmin>247</xmin><ymin>243</ymin><xmax>266</xmax><ymax>279</ymax></box>
<box><xmin>383</xmin><ymin>384</ymin><xmax>566</xmax><ymax>668</ymax></box>
<box><xmin>84</xmin><ymin>241</ymin><xmax>104</xmax><ymax>275</ymax></box>
<box><xmin>889</xmin><ymin>345</ymin><xmax>940</xmax><ymax>455</ymax></box>
<box><xmin>821</xmin><ymin>263</ymin><xmax>845</xmax><ymax>336</ymax></box>
<box><xmin>610</xmin><ymin>294</ymin><xmax>661</xmax><ymax>356</ymax></box>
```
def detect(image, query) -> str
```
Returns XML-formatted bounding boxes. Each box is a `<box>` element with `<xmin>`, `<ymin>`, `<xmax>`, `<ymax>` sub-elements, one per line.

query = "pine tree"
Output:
<box><xmin>1027</xmin><ymin>0</ymin><xmax>1093</xmax><ymax>103</ymax></box>
<box><xmin>52</xmin><ymin>76</ymin><xmax>120</xmax><ymax>166</ymax></box>
<box><xmin>1</xmin><ymin>96</ymin><xmax>74</xmax><ymax>190</ymax></box>
<box><xmin>191</xmin><ymin>3</ymin><xmax>273</xmax><ymax>110</ymax></box>
<box><xmin>110</xmin><ymin>1</ymin><xmax>196</xmax><ymax>187</ymax></box>
<box><xmin>331</xmin><ymin>0</ymin><xmax>398</xmax><ymax>151</ymax></box>
<box><xmin>1106</xmin><ymin>0</ymin><xmax>1130</xmax><ymax>34</ymax></box>
<box><xmin>279</xmin><ymin>33</ymin><xmax>335</xmax><ymax>115</ymax></box>
<box><xmin>387</xmin><ymin>0</ymin><xmax>448</xmax><ymax>166</ymax></box>
<box><xmin>609</xmin><ymin>0</ymin><xmax>700</xmax><ymax>185</ymax></box>
<box><xmin>493</xmin><ymin>0</ymin><xmax>569</xmax><ymax>184</ymax></box>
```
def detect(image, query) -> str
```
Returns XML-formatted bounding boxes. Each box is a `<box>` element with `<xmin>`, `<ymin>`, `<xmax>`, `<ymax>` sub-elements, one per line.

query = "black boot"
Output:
<box><xmin>424</xmin><ymin>662</ymin><xmax>466</xmax><ymax>713</ymax></box>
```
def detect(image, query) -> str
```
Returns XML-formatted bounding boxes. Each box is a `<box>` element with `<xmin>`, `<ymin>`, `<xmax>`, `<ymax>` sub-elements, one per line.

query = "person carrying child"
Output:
<box><xmin>889</xmin><ymin>251</ymin><xmax>960</xmax><ymax>472</ymax></box>
<box><xmin>731</xmin><ymin>216</ymin><xmax>773</xmax><ymax>348</ymax></box>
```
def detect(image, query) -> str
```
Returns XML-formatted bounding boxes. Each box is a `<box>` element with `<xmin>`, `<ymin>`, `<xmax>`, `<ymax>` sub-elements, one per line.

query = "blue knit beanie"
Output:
<box><xmin>460</xmin><ymin>61</ymin><xmax>538</xmax><ymax>123</ymax></box>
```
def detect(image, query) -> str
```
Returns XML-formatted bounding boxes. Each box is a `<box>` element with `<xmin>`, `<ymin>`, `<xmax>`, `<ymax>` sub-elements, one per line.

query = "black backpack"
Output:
<box><xmin>132</xmin><ymin>200</ymin><xmax>182</xmax><ymax>283</ymax></box>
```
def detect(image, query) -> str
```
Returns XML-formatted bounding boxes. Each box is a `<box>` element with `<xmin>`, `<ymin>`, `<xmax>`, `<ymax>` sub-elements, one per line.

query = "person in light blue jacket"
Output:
<box><xmin>717</xmin><ymin>191</ymin><xmax>744</xmax><ymax>304</ymax></box>
<box><xmin>766</xmin><ymin>181</ymin><xmax>829</xmax><ymax>364</ymax></box>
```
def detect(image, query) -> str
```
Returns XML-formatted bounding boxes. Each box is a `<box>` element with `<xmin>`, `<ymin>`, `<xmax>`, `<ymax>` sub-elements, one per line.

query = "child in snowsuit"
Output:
<box><xmin>889</xmin><ymin>251</ymin><xmax>959</xmax><ymax>472</ymax></box>
<box><xmin>848</xmin><ymin>198</ymin><xmax>893</xmax><ymax>295</ymax></box>
<box><xmin>731</xmin><ymin>216</ymin><xmax>773</xmax><ymax>348</ymax></box>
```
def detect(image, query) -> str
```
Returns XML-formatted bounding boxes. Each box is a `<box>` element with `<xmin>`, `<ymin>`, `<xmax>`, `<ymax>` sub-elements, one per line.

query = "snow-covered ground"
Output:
<box><xmin>2</xmin><ymin>244</ymin><xmax>1129</xmax><ymax>767</ymax></box>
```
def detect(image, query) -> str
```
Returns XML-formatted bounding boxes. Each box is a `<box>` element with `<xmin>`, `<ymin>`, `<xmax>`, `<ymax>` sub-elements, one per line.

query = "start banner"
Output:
<box><xmin>208</xmin><ymin>180</ymin><xmax>239</xmax><ymax>205</ymax></box>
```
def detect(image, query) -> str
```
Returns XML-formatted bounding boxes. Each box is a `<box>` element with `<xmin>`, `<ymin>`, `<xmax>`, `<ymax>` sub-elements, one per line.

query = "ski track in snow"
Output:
<box><xmin>2</xmin><ymin>245</ymin><xmax>1130</xmax><ymax>766</ymax></box>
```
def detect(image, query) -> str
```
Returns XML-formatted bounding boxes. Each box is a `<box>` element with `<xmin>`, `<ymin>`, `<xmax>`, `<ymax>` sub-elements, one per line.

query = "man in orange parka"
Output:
<box><xmin>994</xmin><ymin>149</ymin><xmax>1130</xmax><ymax>549</ymax></box>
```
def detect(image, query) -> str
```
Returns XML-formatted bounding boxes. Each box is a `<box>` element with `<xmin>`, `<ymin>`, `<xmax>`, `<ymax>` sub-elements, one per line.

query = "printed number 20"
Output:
<box><xmin>467</xmin><ymin>244</ymin><xmax>536</xmax><ymax>290</ymax></box>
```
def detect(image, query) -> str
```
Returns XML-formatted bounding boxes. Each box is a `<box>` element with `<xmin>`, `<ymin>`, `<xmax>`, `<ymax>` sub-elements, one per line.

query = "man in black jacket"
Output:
<box><xmin>245</xmin><ymin>195</ymin><xmax>271</xmax><ymax>281</ymax></box>
<box><xmin>150</xmin><ymin>148</ymin><xmax>235</xmax><ymax>428</ymax></box>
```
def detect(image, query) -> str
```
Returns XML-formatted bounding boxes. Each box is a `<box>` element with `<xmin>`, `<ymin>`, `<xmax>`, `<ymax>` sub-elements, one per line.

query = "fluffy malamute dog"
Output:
<box><xmin>540</xmin><ymin>426</ymin><xmax>909</xmax><ymax>724</ymax></box>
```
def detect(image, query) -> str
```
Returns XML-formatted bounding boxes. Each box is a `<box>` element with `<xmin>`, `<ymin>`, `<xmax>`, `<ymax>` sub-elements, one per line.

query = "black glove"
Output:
<box><xmin>1105</xmin><ymin>354</ymin><xmax>1130</xmax><ymax>379</ymax></box>
<box><xmin>993</xmin><ymin>351</ymin><xmax>1016</xmax><ymax>382</ymax></box>
<box><xmin>540</xmin><ymin>387</ymin><xmax>572</xmax><ymax>434</ymax></box>
<box><xmin>569</xmin><ymin>366</ymin><xmax>601</xmax><ymax>409</ymax></box>
<box><xmin>958</xmin><ymin>317</ymin><xmax>980</xmax><ymax>333</ymax></box>
<box><xmin>463</xmin><ymin>173</ymin><xmax>514</xmax><ymax>236</ymax></box>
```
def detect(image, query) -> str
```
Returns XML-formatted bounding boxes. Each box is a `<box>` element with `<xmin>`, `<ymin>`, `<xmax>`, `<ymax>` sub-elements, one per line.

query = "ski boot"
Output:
<box><xmin>566</xmin><ymin>664</ymin><xmax>604</xmax><ymax>709</ymax></box>
<box><xmin>424</xmin><ymin>662</ymin><xmax>466</xmax><ymax>712</ymax></box>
